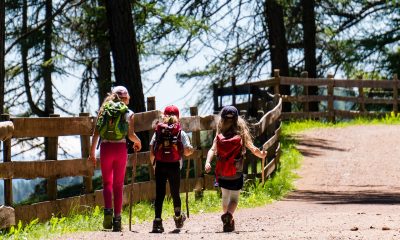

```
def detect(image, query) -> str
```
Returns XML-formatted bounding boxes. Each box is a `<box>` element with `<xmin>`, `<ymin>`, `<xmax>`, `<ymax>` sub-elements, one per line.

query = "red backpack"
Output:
<box><xmin>153</xmin><ymin>122</ymin><xmax>183</xmax><ymax>162</ymax></box>
<box><xmin>215</xmin><ymin>133</ymin><xmax>244</xmax><ymax>178</ymax></box>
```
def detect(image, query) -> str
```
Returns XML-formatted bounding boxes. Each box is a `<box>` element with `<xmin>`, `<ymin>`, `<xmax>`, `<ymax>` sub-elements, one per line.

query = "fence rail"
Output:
<box><xmin>0</xmin><ymin>96</ymin><xmax>282</xmax><ymax>227</ymax></box>
<box><xmin>213</xmin><ymin>70</ymin><xmax>398</xmax><ymax>122</ymax></box>
<box><xmin>278</xmin><ymin>71</ymin><xmax>399</xmax><ymax>121</ymax></box>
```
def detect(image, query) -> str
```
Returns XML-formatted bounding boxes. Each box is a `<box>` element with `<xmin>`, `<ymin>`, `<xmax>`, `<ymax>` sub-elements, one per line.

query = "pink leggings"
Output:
<box><xmin>100</xmin><ymin>142</ymin><xmax>127</xmax><ymax>216</ymax></box>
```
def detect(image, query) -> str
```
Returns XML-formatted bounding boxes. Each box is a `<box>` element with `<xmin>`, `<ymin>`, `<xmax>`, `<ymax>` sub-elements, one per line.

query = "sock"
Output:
<box><xmin>174</xmin><ymin>207</ymin><xmax>181</xmax><ymax>217</ymax></box>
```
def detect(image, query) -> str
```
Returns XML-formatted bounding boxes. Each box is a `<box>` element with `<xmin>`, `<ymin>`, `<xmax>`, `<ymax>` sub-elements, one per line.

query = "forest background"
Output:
<box><xmin>0</xmin><ymin>0</ymin><xmax>399</xmax><ymax>204</ymax></box>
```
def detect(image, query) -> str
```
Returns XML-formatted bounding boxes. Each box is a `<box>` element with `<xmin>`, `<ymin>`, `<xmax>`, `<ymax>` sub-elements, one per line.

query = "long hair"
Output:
<box><xmin>152</xmin><ymin>115</ymin><xmax>179</xmax><ymax>129</ymax></box>
<box><xmin>97</xmin><ymin>93</ymin><xmax>125</xmax><ymax>118</ymax></box>
<box><xmin>162</xmin><ymin>115</ymin><xmax>179</xmax><ymax>124</ymax></box>
<box><xmin>216</xmin><ymin>114</ymin><xmax>253</xmax><ymax>148</ymax></box>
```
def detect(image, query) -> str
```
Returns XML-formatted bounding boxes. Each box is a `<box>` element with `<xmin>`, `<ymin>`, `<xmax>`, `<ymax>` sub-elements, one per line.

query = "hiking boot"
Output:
<box><xmin>221</xmin><ymin>212</ymin><xmax>234</xmax><ymax>232</ymax></box>
<box><xmin>112</xmin><ymin>215</ymin><xmax>122</xmax><ymax>232</ymax></box>
<box><xmin>230</xmin><ymin>219</ymin><xmax>235</xmax><ymax>232</ymax></box>
<box><xmin>173</xmin><ymin>213</ymin><xmax>186</xmax><ymax>229</ymax></box>
<box><xmin>103</xmin><ymin>208</ymin><xmax>113</xmax><ymax>230</ymax></box>
<box><xmin>152</xmin><ymin>218</ymin><xmax>164</xmax><ymax>233</ymax></box>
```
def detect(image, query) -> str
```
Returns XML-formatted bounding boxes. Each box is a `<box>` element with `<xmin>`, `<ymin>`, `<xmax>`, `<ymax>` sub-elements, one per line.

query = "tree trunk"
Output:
<box><xmin>104</xmin><ymin>0</ymin><xmax>145</xmax><ymax>113</ymax></box>
<box><xmin>22</xmin><ymin>0</ymin><xmax>46</xmax><ymax>116</ymax></box>
<box><xmin>264</xmin><ymin>0</ymin><xmax>291</xmax><ymax>112</ymax></box>
<box><xmin>302</xmin><ymin>0</ymin><xmax>319</xmax><ymax>112</ymax></box>
<box><xmin>96</xmin><ymin>0</ymin><xmax>112</xmax><ymax>107</ymax></box>
<box><xmin>43</xmin><ymin>0</ymin><xmax>55</xmax><ymax>163</ymax></box>
<box><xmin>0</xmin><ymin>0</ymin><xmax>4</xmax><ymax>114</ymax></box>
<box><xmin>105</xmin><ymin>0</ymin><xmax>148</xmax><ymax>151</ymax></box>
<box><xmin>43</xmin><ymin>0</ymin><xmax>54</xmax><ymax>115</ymax></box>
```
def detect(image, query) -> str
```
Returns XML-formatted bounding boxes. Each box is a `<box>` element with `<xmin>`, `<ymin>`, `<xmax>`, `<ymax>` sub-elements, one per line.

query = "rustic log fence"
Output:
<box><xmin>278</xmin><ymin>71</ymin><xmax>399</xmax><ymax>121</ymax></box>
<box><xmin>214</xmin><ymin>69</ymin><xmax>399</xmax><ymax>121</ymax></box>
<box><xmin>0</xmin><ymin>96</ymin><xmax>282</xmax><ymax>228</ymax></box>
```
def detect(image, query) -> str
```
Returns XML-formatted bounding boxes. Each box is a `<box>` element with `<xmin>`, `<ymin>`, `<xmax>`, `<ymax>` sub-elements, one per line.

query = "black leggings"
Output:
<box><xmin>155</xmin><ymin>161</ymin><xmax>181</xmax><ymax>218</ymax></box>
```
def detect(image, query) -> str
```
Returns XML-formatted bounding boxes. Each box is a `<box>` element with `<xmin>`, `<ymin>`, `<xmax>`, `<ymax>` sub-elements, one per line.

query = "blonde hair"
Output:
<box><xmin>97</xmin><ymin>93</ymin><xmax>127</xmax><ymax>118</ymax></box>
<box><xmin>216</xmin><ymin>114</ymin><xmax>253</xmax><ymax>148</ymax></box>
<box><xmin>152</xmin><ymin>115</ymin><xmax>179</xmax><ymax>129</ymax></box>
<box><xmin>162</xmin><ymin>115</ymin><xmax>179</xmax><ymax>124</ymax></box>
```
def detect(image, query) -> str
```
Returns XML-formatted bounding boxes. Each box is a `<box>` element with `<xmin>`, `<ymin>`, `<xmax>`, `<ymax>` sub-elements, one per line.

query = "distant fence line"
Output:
<box><xmin>213</xmin><ymin>70</ymin><xmax>399</xmax><ymax>121</ymax></box>
<box><xmin>0</xmin><ymin>96</ymin><xmax>282</xmax><ymax>228</ymax></box>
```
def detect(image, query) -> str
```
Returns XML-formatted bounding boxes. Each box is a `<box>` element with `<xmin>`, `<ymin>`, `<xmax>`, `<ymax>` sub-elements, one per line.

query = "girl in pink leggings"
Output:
<box><xmin>89</xmin><ymin>86</ymin><xmax>141</xmax><ymax>231</ymax></box>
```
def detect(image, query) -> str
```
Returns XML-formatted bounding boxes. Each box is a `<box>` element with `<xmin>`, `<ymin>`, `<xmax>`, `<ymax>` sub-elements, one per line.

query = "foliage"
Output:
<box><xmin>319</xmin><ymin>1</ymin><xmax>400</xmax><ymax>78</ymax></box>
<box><xmin>176</xmin><ymin>0</ymin><xmax>400</xmax><ymax>109</ymax></box>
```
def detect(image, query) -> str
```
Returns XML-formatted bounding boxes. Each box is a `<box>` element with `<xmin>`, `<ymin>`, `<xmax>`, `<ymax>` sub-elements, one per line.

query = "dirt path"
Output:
<box><xmin>57</xmin><ymin>125</ymin><xmax>400</xmax><ymax>240</ymax></box>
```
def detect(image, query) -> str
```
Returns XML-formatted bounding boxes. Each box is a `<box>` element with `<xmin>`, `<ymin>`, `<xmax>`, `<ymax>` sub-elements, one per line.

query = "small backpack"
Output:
<box><xmin>215</xmin><ymin>133</ymin><xmax>244</xmax><ymax>178</ymax></box>
<box><xmin>96</xmin><ymin>101</ymin><xmax>129</xmax><ymax>141</ymax></box>
<box><xmin>153</xmin><ymin>122</ymin><xmax>183</xmax><ymax>162</ymax></box>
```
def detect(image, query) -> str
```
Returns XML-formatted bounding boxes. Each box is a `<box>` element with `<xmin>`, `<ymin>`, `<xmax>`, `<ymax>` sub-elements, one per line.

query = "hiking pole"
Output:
<box><xmin>185</xmin><ymin>157</ymin><xmax>190</xmax><ymax>218</ymax></box>
<box><xmin>129</xmin><ymin>149</ymin><xmax>137</xmax><ymax>231</ymax></box>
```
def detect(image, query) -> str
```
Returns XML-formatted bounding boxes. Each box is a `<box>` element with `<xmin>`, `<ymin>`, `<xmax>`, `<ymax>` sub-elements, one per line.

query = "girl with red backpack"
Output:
<box><xmin>150</xmin><ymin>105</ymin><xmax>194</xmax><ymax>233</ymax></box>
<box><xmin>204</xmin><ymin>105</ymin><xmax>267</xmax><ymax>232</ymax></box>
<box><xmin>88</xmin><ymin>86</ymin><xmax>142</xmax><ymax>232</ymax></box>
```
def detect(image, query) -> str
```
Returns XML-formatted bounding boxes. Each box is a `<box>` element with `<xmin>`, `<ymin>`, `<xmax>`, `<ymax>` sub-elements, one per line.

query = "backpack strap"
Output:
<box><xmin>96</xmin><ymin>137</ymin><xmax>102</xmax><ymax>150</ymax></box>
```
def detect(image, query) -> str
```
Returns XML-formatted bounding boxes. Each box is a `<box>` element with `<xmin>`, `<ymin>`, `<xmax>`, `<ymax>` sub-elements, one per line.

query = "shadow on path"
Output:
<box><xmin>296</xmin><ymin>137</ymin><xmax>348</xmax><ymax>156</ymax></box>
<box><xmin>285</xmin><ymin>190</ymin><xmax>400</xmax><ymax>205</ymax></box>
<box><xmin>287</xmin><ymin>135</ymin><xmax>349</xmax><ymax>158</ymax></box>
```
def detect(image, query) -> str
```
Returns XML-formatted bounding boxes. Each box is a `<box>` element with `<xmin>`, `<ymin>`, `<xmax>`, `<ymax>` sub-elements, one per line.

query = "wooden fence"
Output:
<box><xmin>277</xmin><ymin>71</ymin><xmax>399</xmax><ymax>121</ymax></box>
<box><xmin>213</xmin><ymin>77</ymin><xmax>278</xmax><ymax>117</ymax></box>
<box><xmin>0</xmin><ymin>96</ymin><xmax>282</xmax><ymax>228</ymax></box>
<box><xmin>213</xmin><ymin>69</ymin><xmax>399</xmax><ymax>121</ymax></box>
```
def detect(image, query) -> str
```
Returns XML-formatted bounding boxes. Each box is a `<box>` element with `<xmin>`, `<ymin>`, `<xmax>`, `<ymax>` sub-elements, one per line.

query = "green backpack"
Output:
<box><xmin>96</xmin><ymin>101</ymin><xmax>129</xmax><ymax>140</ymax></box>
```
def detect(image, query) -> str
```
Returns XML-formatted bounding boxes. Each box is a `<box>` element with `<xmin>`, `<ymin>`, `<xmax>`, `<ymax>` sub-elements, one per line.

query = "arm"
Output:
<box><xmin>204</xmin><ymin>138</ymin><xmax>217</xmax><ymax>173</ymax></box>
<box><xmin>183</xmin><ymin>147</ymin><xmax>194</xmax><ymax>156</ymax></box>
<box><xmin>149</xmin><ymin>133</ymin><xmax>156</xmax><ymax>166</ymax></box>
<box><xmin>128</xmin><ymin>114</ymin><xmax>142</xmax><ymax>151</ymax></box>
<box><xmin>246</xmin><ymin>141</ymin><xmax>267</xmax><ymax>159</ymax></box>
<box><xmin>181</xmin><ymin>131</ymin><xmax>194</xmax><ymax>156</ymax></box>
<box><xmin>88</xmin><ymin>129</ymin><xmax>100</xmax><ymax>167</ymax></box>
<box><xmin>149</xmin><ymin>144</ymin><xmax>155</xmax><ymax>166</ymax></box>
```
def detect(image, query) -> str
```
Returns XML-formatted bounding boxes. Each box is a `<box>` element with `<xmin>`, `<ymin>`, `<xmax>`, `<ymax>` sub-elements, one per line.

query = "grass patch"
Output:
<box><xmin>3</xmin><ymin>113</ymin><xmax>400</xmax><ymax>239</ymax></box>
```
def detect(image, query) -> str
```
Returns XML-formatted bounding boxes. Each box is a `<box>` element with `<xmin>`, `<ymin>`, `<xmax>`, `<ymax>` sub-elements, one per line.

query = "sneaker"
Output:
<box><xmin>221</xmin><ymin>212</ymin><xmax>234</xmax><ymax>232</ymax></box>
<box><xmin>112</xmin><ymin>216</ymin><xmax>122</xmax><ymax>232</ymax></box>
<box><xmin>173</xmin><ymin>213</ymin><xmax>186</xmax><ymax>229</ymax></box>
<box><xmin>152</xmin><ymin>219</ymin><xmax>164</xmax><ymax>233</ymax></box>
<box><xmin>103</xmin><ymin>208</ymin><xmax>113</xmax><ymax>230</ymax></box>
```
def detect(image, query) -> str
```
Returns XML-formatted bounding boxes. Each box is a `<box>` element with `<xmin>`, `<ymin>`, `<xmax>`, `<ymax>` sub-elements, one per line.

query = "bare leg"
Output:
<box><xmin>221</xmin><ymin>188</ymin><xmax>231</xmax><ymax>213</ymax></box>
<box><xmin>227</xmin><ymin>190</ymin><xmax>239</xmax><ymax>214</ymax></box>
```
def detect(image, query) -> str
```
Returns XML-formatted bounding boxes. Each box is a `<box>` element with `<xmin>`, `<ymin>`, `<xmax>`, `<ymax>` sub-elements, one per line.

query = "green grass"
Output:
<box><xmin>2</xmin><ymin>112</ymin><xmax>400</xmax><ymax>240</ymax></box>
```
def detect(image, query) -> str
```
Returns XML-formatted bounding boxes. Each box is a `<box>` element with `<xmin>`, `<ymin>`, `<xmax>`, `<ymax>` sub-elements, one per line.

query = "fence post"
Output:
<box><xmin>147</xmin><ymin>96</ymin><xmax>156</xmax><ymax>181</ymax></box>
<box><xmin>213</xmin><ymin>83</ymin><xmax>219</xmax><ymax>113</ymax></box>
<box><xmin>1</xmin><ymin>114</ymin><xmax>12</xmax><ymax>206</ymax></box>
<box><xmin>219</xmin><ymin>81</ymin><xmax>224</xmax><ymax>109</ymax></box>
<box><xmin>80</xmin><ymin>113</ymin><xmax>93</xmax><ymax>193</ymax></box>
<box><xmin>231</xmin><ymin>76</ymin><xmax>236</xmax><ymax>106</ymax></box>
<box><xmin>357</xmin><ymin>75</ymin><xmax>366</xmax><ymax>113</ymax></box>
<box><xmin>257</xmin><ymin>110</ymin><xmax>264</xmax><ymax>121</ymax></box>
<box><xmin>327</xmin><ymin>74</ymin><xmax>335</xmax><ymax>122</ymax></box>
<box><xmin>274</xmin><ymin>69</ymin><xmax>280</xmax><ymax>95</ymax></box>
<box><xmin>46</xmin><ymin>114</ymin><xmax>59</xmax><ymax>200</ymax></box>
<box><xmin>190</xmin><ymin>107</ymin><xmax>203</xmax><ymax>200</ymax></box>
<box><xmin>301</xmin><ymin>71</ymin><xmax>309</xmax><ymax>113</ymax></box>
<box><xmin>393</xmin><ymin>74</ymin><xmax>398</xmax><ymax>115</ymax></box>
<box><xmin>240</xmin><ymin>110</ymin><xmax>247</xmax><ymax>119</ymax></box>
